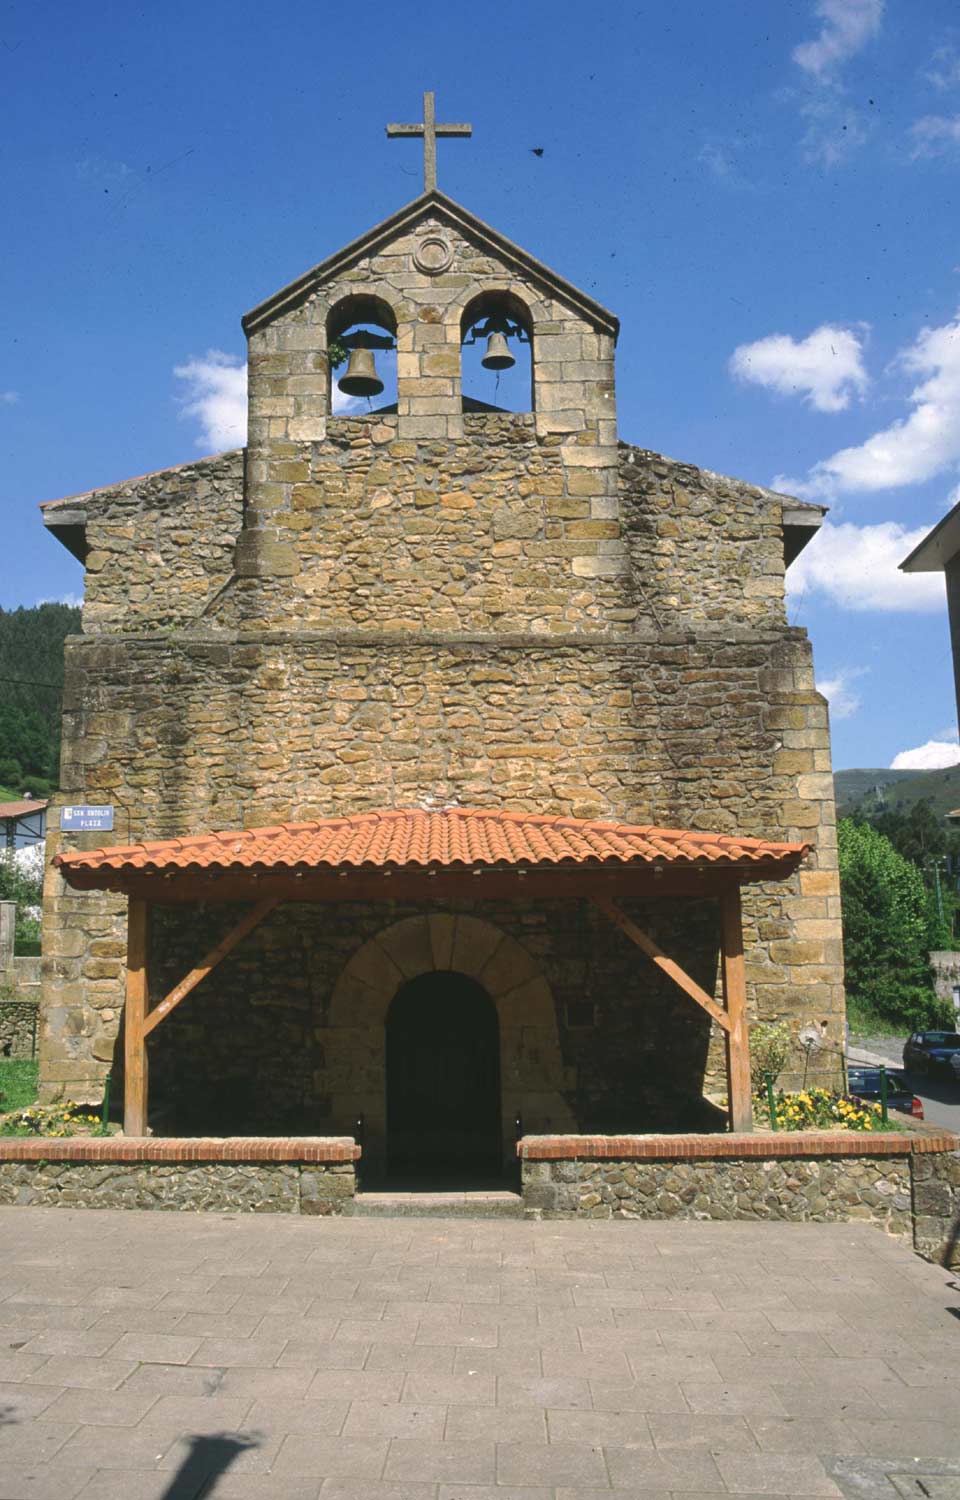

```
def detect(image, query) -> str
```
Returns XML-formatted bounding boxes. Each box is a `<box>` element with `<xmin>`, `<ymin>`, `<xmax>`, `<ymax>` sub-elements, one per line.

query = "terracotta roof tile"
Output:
<box><xmin>55</xmin><ymin>806</ymin><xmax>810</xmax><ymax>884</ymax></box>
<box><xmin>0</xmin><ymin>799</ymin><xmax>49</xmax><ymax>819</ymax></box>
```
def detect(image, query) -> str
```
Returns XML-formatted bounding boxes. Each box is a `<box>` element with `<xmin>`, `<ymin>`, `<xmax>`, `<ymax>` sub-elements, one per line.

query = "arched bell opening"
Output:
<box><xmin>327</xmin><ymin>295</ymin><xmax>398</xmax><ymax>415</ymax></box>
<box><xmin>460</xmin><ymin>291</ymin><xmax>533</xmax><ymax>413</ymax></box>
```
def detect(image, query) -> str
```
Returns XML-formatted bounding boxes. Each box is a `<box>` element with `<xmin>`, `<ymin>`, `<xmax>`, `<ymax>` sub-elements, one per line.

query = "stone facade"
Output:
<box><xmin>39</xmin><ymin>189</ymin><xmax>844</xmax><ymax>1131</ymax></box>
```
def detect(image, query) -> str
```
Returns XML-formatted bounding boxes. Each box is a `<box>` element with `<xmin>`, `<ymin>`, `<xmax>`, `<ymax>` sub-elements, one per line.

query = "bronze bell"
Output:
<box><xmin>338</xmin><ymin>347</ymin><xmax>384</xmax><ymax>398</ymax></box>
<box><xmin>481</xmin><ymin>330</ymin><xmax>515</xmax><ymax>371</ymax></box>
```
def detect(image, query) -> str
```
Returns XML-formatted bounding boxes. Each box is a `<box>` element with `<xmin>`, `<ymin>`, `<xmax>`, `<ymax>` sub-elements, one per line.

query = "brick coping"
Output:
<box><xmin>0</xmin><ymin>1136</ymin><xmax>361</xmax><ymax>1164</ymax></box>
<box><xmin>518</xmin><ymin>1129</ymin><xmax>959</xmax><ymax>1160</ymax></box>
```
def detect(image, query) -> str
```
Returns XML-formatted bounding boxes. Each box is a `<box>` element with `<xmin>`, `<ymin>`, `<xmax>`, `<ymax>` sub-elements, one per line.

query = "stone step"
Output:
<box><xmin>349</xmin><ymin>1190</ymin><xmax>524</xmax><ymax>1219</ymax></box>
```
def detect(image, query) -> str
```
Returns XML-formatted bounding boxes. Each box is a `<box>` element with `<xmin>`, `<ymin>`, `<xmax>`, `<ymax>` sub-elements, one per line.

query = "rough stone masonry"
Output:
<box><xmin>37</xmin><ymin>189</ymin><xmax>843</xmax><ymax>1148</ymax></box>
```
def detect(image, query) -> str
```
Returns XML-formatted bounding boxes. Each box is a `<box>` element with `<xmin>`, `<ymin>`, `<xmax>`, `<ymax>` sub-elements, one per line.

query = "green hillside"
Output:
<box><xmin>0</xmin><ymin>603</ymin><xmax>80</xmax><ymax>798</ymax></box>
<box><xmin>835</xmin><ymin>764</ymin><xmax>960</xmax><ymax>821</ymax></box>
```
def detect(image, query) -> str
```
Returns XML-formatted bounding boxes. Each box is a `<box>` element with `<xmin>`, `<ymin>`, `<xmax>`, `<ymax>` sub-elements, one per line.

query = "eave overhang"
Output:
<box><xmin>901</xmin><ymin>498</ymin><xmax>960</xmax><ymax>573</ymax></box>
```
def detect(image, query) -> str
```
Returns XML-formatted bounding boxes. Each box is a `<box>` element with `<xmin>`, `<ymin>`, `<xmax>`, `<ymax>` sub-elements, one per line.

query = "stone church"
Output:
<box><xmin>39</xmin><ymin>97</ymin><xmax>844</xmax><ymax>1176</ymax></box>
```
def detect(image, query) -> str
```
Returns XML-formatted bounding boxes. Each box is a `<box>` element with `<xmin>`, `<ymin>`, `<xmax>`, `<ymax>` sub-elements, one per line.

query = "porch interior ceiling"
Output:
<box><xmin>54</xmin><ymin>806</ymin><xmax>810</xmax><ymax>897</ymax></box>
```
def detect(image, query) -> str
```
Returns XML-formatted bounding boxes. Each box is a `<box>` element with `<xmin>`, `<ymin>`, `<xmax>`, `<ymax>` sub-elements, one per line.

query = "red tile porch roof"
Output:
<box><xmin>55</xmin><ymin>806</ymin><xmax>810</xmax><ymax>883</ymax></box>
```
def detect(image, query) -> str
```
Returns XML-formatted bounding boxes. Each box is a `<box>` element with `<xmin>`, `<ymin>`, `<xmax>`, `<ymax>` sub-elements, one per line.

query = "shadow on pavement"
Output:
<box><xmin>160</xmin><ymin>1431</ymin><xmax>260</xmax><ymax>1500</ymax></box>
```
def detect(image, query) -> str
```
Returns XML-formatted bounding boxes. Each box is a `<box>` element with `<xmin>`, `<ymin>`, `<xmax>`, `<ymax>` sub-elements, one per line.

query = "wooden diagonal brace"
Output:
<box><xmin>142</xmin><ymin>896</ymin><xmax>280</xmax><ymax>1037</ymax></box>
<box><xmin>592</xmin><ymin>894</ymin><xmax>732</xmax><ymax>1033</ymax></box>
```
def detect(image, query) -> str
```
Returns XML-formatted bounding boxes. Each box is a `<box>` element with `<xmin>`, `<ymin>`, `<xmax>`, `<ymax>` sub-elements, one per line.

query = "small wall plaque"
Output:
<box><xmin>61</xmin><ymin>805</ymin><xmax>114</xmax><ymax>832</ymax></box>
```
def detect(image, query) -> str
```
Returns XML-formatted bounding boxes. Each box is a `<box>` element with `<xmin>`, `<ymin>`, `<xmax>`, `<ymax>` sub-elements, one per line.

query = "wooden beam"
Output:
<box><xmin>142</xmin><ymin>897</ymin><xmax>280</xmax><ymax>1037</ymax></box>
<box><xmin>592</xmin><ymin>894</ymin><xmax>732</xmax><ymax>1032</ymax></box>
<box><xmin>720</xmin><ymin>884</ymin><xmax>753</xmax><ymax>1133</ymax></box>
<box><xmin>124</xmin><ymin>896</ymin><xmax>149</xmax><ymax>1136</ymax></box>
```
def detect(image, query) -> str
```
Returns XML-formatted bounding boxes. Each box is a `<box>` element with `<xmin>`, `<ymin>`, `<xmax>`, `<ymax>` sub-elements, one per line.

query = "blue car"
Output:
<box><xmin>902</xmin><ymin>1031</ymin><xmax>960</xmax><ymax>1078</ymax></box>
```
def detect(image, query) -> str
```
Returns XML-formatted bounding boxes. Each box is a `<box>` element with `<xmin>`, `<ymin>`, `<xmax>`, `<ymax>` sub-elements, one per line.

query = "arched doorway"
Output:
<box><xmin>386</xmin><ymin>970</ymin><xmax>501</xmax><ymax>1179</ymax></box>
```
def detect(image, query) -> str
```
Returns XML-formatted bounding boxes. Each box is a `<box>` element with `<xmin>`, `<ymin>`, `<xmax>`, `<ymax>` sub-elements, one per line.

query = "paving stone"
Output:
<box><xmin>589</xmin><ymin>1378</ymin><xmax>690</xmax><ymax>1415</ymax></box>
<box><xmin>647</xmin><ymin>1412</ymin><xmax>757</xmax><ymax>1452</ymax></box>
<box><xmin>0</xmin><ymin>1420</ymin><xmax>78</xmax><ymax>1464</ymax></box>
<box><xmin>45</xmin><ymin>1387</ymin><xmax>160</xmax><ymax>1427</ymax></box>
<box><xmin>23</xmin><ymin>1328</ymin><xmax>124</xmax><ymax>1358</ymax></box>
<box><xmin>681</xmin><ymin>1380</ymin><xmax>790</xmax><ymax>1416</ymax></box>
<box><xmin>110</xmin><ymin>1332</ymin><xmax>203</xmax><ymax>1365</ymax></box>
<box><xmin>189</xmin><ymin>1337</ymin><xmax>288</xmax><ymax>1368</ymax></box>
<box><xmin>715</xmin><ymin>1450</ymin><xmax>842</xmax><ymax>1495</ymax></box>
<box><xmin>0</xmin><ymin>1379</ymin><xmax>65</xmax><ymax>1419</ymax></box>
<box><xmin>146</xmin><ymin>1393</ymin><xmax>259</xmax><ymax>1428</ymax></box>
<box><xmin>496</xmin><ymin>1375</ymin><xmax>591</xmax><ymax>1409</ymax></box>
<box><xmin>0</xmin><ymin>1466</ymin><xmax>97</xmax><ymax>1500</ymax></box>
<box><xmin>602</xmin><ymin>1443</ymin><xmax>725</xmax><ymax>1491</ymax></box>
<box><xmin>343</xmin><ymin>1400</ymin><xmax>447</xmax><ymax>1440</ymax></box>
<box><xmin>451</xmin><ymin>1346</ymin><xmax>540</xmax><ymax>1377</ymax></box>
<box><xmin>75</xmin><ymin>1466</ymin><xmax>208</xmax><ymax>1500</ymax></box>
<box><xmin>55</xmin><ymin>1422</ymin><xmax>187</xmax><ymax>1469</ymax></box>
<box><xmin>497</xmin><ymin>1439</ymin><xmax>609</xmax><ymax>1487</ymax></box>
<box><xmin>846</xmin><ymin>1421</ymin><xmax>960</xmax><ymax>1458</ymax></box>
<box><xmin>444</xmin><ymin>1405</ymin><xmax>547</xmax><ymax>1443</ymax></box>
<box><xmin>275</xmin><ymin>1435</ymin><xmax>385</xmax><ymax>1488</ymax></box>
<box><xmin>27</xmin><ymin>1354</ymin><xmax>140</xmax><ymax>1391</ymax></box>
<box><xmin>403</xmin><ymin>1372</ymin><xmax>496</xmax><ymax>1406</ymax></box>
<box><xmin>547</xmin><ymin>1407</ymin><xmax>653</xmax><ymax>1446</ymax></box>
<box><xmin>439</xmin><ymin>1488</ymin><xmax>551</xmax><ymax>1500</ymax></box>
<box><xmin>242</xmin><ymin>1397</ymin><xmax>349</xmax><ymax>1436</ymax></box>
<box><xmin>307</xmin><ymin>1370</ymin><xmax>406</xmax><ymax>1404</ymax></box>
<box><xmin>366</xmin><ymin>1344</ymin><xmax>456</xmax><ymax>1374</ymax></box>
<box><xmin>0</xmin><ymin>1350</ymin><xmax>50</xmax><ymax>1381</ymax></box>
<box><xmin>384</xmin><ymin>1439</ymin><xmax>495</xmax><ymax>1484</ymax></box>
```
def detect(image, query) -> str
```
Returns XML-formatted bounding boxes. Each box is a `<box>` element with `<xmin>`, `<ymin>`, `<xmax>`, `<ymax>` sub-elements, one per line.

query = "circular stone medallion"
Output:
<box><xmin>414</xmin><ymin>235</ymin><xmax>454</xmax><ymax>275</ymax></box>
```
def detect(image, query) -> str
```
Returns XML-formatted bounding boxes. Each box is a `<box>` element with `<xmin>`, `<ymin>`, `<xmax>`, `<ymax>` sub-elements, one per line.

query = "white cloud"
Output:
<box><xmin>173</xmin><ymin>349</ymin><xmax>366</xmax><ymax>448</ymax></box>
<box><xmin>36</xmin><ymin>593</ymin><xmax>83</xmax><ymax>608</ymax></box>
<box><xmin>799</xmin><ymin>98</ymin><xmax>873</xmax><ymax>167</ymax></box>
<box><xmin>817</xmin><ymin>666</ymin><xmax>867</xmax><ymax>719</ymax></box>
<box><xmin>174</xmin><ymin>351</ymin><xmax>247</xmax><ymax>450</ymax></box>
<box><xmin>793</xmin><ymin>0</ymin><xmax>884</xmax><ymax>79</ymax></box>
<box><xmin>925</xmin><ymin>42</ymin><xmax>960</xmax><ymax>91</ymax></box>
<box><xmin>0</xmin><ymin>391</ymin><xmax>18</xmax><ymax>405</ymax></box>
<box><xmin>730</xmin><ymin>323</ymin><xmax>868</xmax><ymax>413</ymax></box>
<box><xmin>792</xmin><ymin>311</ymin><xmax>960</xmax><ymax>497</ymax></box>
<box><xmin>891</xmin><ymin>739</ymin><xmax>960</xmax><ymax>770</ymax></box>
<box><xmin>787</xmin><ymin>520</ymin><xmax>946</xmax><ymax>612</ymax></box>
<box><xmin>910</xmin><ymin>115</ymin><xmax>960</xmax><ymax>159</ymax></box>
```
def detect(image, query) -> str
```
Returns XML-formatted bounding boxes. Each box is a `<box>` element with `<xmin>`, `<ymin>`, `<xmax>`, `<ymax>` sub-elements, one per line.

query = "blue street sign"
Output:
<box><xmin>61</xmin><ymin>805</ymin><xmax>114</xmax><ymax>832</ymax></box>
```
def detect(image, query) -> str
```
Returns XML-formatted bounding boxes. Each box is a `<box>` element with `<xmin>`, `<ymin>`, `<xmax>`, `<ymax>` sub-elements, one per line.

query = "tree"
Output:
<box><xmin>838</xmin><ymin>818</ymin><xmax>953</xmax><ymax>1031</ymax></box>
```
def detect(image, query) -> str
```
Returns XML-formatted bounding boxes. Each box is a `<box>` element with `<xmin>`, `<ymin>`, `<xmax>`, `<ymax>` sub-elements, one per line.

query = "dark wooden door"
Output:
<box><xmin>386</xmin><ymin>971</ymin><xmax>501</xmax><ymax>1176</ymax></box>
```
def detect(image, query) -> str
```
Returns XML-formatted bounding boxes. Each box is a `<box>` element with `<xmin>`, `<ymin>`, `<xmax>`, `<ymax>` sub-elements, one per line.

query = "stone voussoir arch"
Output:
<box><xmin>326</xmin><ymin>913</ymin><xmax>575</xmax><ymax>1167</ymax></box>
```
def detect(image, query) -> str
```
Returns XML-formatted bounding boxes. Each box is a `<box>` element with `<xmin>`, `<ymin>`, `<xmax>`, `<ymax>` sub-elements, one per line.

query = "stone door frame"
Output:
<box><xmin>326</xmin><ymin>912</ymin><xmax>575</xmax><ymax>1176</ymax></box>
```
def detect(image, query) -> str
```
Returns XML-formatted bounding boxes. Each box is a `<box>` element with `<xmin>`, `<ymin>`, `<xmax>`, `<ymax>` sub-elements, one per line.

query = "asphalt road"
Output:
<box><xmin>850</xmin><ymin>1034</ymin><xmax>960</xmax><ymax>1133</ymax></box>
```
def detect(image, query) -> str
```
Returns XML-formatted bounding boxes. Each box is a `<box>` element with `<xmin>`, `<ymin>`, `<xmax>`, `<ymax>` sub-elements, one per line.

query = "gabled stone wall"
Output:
<box><xmin>38</xmin><ymin>198</ymin><xmax>844</xmax><ymax>1111</ymax></box>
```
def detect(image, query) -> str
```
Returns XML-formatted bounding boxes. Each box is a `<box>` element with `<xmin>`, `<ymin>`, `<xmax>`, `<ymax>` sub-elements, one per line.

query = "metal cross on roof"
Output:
<box><xmin>386</xmin><ymin>91</ymin><xmax>472</xmax><ymax>194</ymax></box>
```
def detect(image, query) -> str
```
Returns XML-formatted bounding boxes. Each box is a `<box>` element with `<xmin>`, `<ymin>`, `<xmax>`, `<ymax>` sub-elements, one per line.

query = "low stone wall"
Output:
<box><xmin>912</xmin><ymin>1147</ymin><xmax>960</xmax><ymax>1268</ymax></box>
<box><xmin>0</xmin><ymin>1137</ymin><xmax>358</xmax><ymax>1215</ymax></box>
<box><xmin>519</xmin><ymin>1131</ymin><xmax>960</xmax><ymax>1265</ymax></box>
<box><xmin>0</xmin><ymin>998</ymin><xmax>38</xmax><ymax>1060</ymax></box>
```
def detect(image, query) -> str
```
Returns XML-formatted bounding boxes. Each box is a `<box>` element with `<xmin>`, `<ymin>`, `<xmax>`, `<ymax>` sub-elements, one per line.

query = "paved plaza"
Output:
<box><xmin>1</xmin><ymin>1209</ymin><xmax>959</xmax><ymax>1499</ymax></box>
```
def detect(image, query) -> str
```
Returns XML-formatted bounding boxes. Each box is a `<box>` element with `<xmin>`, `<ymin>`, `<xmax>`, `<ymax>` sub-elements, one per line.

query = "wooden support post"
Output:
<box><xmin>720</xmin><ymin>884</ymin><xmax>752</xmax><ymax>1133</ymax></box>
<box><xmin>124</xmin><ymin>896</ymin><xmax>149</xmax><ymax>1137</ymax></box>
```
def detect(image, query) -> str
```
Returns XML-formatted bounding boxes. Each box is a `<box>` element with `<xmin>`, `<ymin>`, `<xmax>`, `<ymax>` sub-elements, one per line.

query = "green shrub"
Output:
<box><xmin>749</xmin><ymin>1021</ymin><xmax>793</xmax><ymax>1093</ymax></box>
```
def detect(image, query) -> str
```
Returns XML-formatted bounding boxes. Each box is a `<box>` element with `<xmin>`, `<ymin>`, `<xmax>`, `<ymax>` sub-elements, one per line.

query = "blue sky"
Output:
<box><xmin>3</xmin><ymin>0</ymin><xmax>960</xmax><ymax>772</ymax></box>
